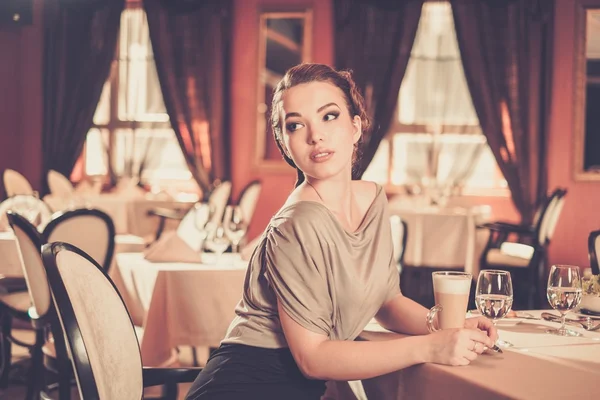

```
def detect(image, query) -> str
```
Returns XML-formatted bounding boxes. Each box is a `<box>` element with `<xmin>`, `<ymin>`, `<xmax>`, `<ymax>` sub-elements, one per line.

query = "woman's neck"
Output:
<box><xmin>305</xmin><ymin>177</ymin><xmax>355</xmax><ymax>221</ymax></box>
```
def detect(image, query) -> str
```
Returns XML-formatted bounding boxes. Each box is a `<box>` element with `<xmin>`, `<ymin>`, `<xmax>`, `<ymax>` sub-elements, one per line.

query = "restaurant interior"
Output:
<box><xmin>0</xmin><ymin>0</ymin><xmax>599</xmax><ymax>398</ymax></box>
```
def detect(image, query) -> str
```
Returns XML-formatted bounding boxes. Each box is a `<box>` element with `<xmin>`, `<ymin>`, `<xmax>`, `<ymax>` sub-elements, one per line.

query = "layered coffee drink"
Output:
<box><xmin>432</xmin><ymin>272</ymin><xmax>472</xmax><ymax>329</ymax></box>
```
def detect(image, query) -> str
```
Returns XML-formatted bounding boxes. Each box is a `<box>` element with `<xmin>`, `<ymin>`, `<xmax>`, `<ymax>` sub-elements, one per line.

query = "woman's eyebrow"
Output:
<box><xmin>317</xmin><ymin>102</ymin><xmax>340</xmax><ymax>113</ymax></box>
<box><xmin>284</xmin><ymin>112</ymin><xmax>301</xmax><ymax>120</ymax></box>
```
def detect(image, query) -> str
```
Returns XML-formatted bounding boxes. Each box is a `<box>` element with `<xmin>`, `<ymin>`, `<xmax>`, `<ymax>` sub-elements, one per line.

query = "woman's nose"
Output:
<box><xmin>307</xmin><ymin>126</ymin><xmax>324</xmax><ymax>144</ymax></box>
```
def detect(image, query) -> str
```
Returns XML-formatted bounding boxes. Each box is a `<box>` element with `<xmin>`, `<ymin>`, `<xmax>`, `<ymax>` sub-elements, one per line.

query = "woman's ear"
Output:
<box><xmin>352</xmin><ymin>116</ymin><xmax>362</xmax><ymax>144</ymax></box>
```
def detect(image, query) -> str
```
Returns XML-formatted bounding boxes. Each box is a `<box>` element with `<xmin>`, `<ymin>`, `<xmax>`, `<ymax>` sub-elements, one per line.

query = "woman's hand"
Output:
<box><xmin>464</xmin><ymin>316</ymin><xmax>499</xmax><ymax>343</ymax></box>
<box><xmin>425</xmin><ymin>327</ymin><xmax>495</xmax><ymax>366</ymax></box>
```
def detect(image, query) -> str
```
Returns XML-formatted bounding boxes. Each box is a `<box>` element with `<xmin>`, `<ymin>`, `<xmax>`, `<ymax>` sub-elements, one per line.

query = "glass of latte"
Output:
<box><xmin>427</xmin><ymin>271</ymin><xmax>472</xmax><ymax>332</ymax></box>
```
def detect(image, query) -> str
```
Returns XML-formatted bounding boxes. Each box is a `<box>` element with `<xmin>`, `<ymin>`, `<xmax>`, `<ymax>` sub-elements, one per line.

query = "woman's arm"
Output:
<box><xmin>278</xmin><ymin>301</ymin><xmax>494</xmax><ymax>381</ymax></box>
<box><xmin>375</xmin><ymin>293</ymin><xmax>432</xmax><ymax>335</ymax></box>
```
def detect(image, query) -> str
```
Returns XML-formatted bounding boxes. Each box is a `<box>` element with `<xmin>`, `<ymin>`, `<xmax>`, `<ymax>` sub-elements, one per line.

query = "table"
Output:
<box><xmin>356</xmin><ymin>310</ymin><xmax>600</xmax><ymax>399</ymax></box>
<box><xmin>0</xmin><ymin>231</ymin><xmax>23</xmax><ymax>277</ymax></box>
<box><xmin>388</xmin><ymin>204</ymin><xmax>491</xmax><ymax>275</ymax></box>
<box><xmin>45</xmin><ymin>193</ymin><xmax>195</xmax><ymax>237</ymax></box>
<box><xmin>110</xmin><ymin>252</ymin><xmax>247</xmax><ymax>366</ymax></box>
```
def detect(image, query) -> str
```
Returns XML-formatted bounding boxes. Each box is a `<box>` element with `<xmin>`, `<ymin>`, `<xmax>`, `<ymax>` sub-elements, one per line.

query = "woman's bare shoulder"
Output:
<box><xmin>352</xmin><ymin>180</ymin><xmax>379</xmax><ymax>208</ymax></box>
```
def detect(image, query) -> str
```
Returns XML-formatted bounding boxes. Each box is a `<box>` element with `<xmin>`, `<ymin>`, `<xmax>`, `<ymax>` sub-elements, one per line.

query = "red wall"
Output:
<box><xmin>0</xmin><ymin>0</ymin><xmax>593</xmax><ymax>267</ymax></box>
<box><xmin>0</xmin><ymin>0</ymin><xmax>43</xmax><ymax>197</ymax></box>
<box><xmin>230</xmin><ymin>0</ymin><xmax>333</xmax><ymax>240</ymax></box>
<box><xmin>547</xmin><ymin>0</ymin><xmax>600</xmax><ymax>268</ymax></box>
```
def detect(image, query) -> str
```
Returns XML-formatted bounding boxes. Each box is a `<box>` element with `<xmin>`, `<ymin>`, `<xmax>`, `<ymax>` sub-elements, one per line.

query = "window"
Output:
<box><xmin>81</xmin><ymin>6</ymin><xmax>193</xmax><ymax>191</ymax></box>
<box><xmin>363</xmin><ymin>2</ymin><xmax>507</xmax><ymax>195</ymax></box>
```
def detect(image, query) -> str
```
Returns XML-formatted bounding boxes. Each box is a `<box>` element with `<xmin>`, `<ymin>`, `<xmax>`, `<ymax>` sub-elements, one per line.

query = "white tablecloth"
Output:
<box><xmin>110</xmin><ymin>252</ymin><xmax>247</xmax><ymax>366</ymax></box>
<box><xmin>0</xmin><ymin>231</ymin><xmax>23</xmax><ymax>277</ymax></box>
<box><xmin>45</xmin><ymin>193</ymin><xmax>195</xmax><ymax>237</ymax></box>
<box><xmin>389</xmin><ymin>204</ymin><xmax>491</xmax><ymax>275</ymax></box>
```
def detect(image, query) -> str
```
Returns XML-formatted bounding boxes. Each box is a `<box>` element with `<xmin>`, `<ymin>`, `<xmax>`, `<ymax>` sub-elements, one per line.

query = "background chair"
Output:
<box><xmin>589</xmin><ymin>229</ymin><xmax>600</xmax><ymax>275</ymax></box>
<box><xmin>43</xmin><ymin>208</ymin><xmax>116</xmax><ymax>272</ymax></box>
<box><xmin>478</xmin><ymin>188</ymin><xmax>568</xmax><ymax>309</ymax></box>
<box><xmin>47</xmin><ymin>170</ymin><xmax>74</xmax><ymax>200</ymax></box>
<box><xmin>236</xmin><ymin>180</ymin><xmax>261</xmax><ymax>226</ymax></box>
<box><xmin>41</xmin><ymin>242</ymin><xmax>201</xmax><ymax>400</ymax></box>
<box><xmin>389</xmin><ymin>215</ymin><xmax>408</xmax><ymax>271</ymax></box>
<box><xmin>3</xmin><ymin>169</ymin><xmax>34</xmax><ymax>198</ymax></box>
<box><xmin>148</xmin><ymin>181</ymin><xmax>232</xmax><ymax>242</ymax></box>
<box><xmin>3</xmin><ymin>212</ymin><xmax>72</xmax><ymax>399</ymax></box>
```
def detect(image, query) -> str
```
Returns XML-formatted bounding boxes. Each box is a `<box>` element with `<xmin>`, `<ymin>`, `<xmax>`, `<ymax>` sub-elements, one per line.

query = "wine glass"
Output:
<box><xmin>223</xmin><ymin>205</ymin><xmax>247</xmax><ymax>253</ymax></box>
<box><xmin>546</xmin><ymin>265</ymin><xmax>583</xmax><ymax>337</ymax></box>
<box><xmin>203</xmin><ymin>225</ymin><xmax>230</xmax><ymax>264</ymax></box>
<box><xmin>475</xmin><ymin>270</ymin><xmax>514</xmax><ymax>347</ymax></box>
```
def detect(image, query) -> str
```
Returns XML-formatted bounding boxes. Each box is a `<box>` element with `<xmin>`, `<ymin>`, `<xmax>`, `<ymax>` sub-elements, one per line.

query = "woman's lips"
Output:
<box><xmin>310</xmin><ymin>151</ymin><xmax>334</xmax><ymax>162</ymax></box>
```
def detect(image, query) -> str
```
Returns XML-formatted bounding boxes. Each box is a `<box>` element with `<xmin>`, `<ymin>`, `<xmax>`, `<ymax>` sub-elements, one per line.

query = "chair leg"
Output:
<box><xmin>163</xmin><ymin>382</ymin><xmax>178</xmax><ymax>400</ymax></box>
<box><xmin>26</xmin><ymin>329</ymin><xmax>45</xmax><ymax>400</ymax></box>
<box><xmin>0</xmin><ymin>311</ymin><xmax>13</xmax><ymax>388</ymax></box>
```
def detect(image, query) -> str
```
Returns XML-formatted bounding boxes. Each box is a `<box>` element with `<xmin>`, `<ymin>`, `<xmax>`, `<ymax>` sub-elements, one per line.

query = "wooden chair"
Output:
<box><xmin>43</xmin><ymin>208</ymin><xmax>116</xmax><ymax>273</ymax></box>
<box><xmin>3</xmin><ymin>169</ymin><xmax>34</xmax><ymax>197</ymax></box>
<box><xmin>2</xmin><ymin>212</ymin><xmax>71</xmax><ymax>399</ymax></box>
<box><xmin>41</xmin><ymin>242</ymin><xmax>201</xmax><ymax>400</ymax></box>
<box><xmin>478</xmin><ymin>188</ymin><xmax>568</xmax><ymax>309</ymax></box>
<box><xmin>588</xmin><ymin>229</ymin><xmax>600</xmax><ymax>276</ymax></box>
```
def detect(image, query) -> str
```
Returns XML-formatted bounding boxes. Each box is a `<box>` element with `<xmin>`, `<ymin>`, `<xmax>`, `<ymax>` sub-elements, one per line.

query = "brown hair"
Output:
<box><xmin>270</xmin><ymin>63</ymin><xmax>371</xmax><ymax>187</ymax></box>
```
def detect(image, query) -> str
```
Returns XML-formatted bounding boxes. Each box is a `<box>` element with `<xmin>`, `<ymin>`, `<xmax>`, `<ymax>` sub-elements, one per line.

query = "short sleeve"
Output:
<box><xmin>384</xmin><ymin>254</ymin><xmax>401</xmax><ymax>303</ymax></box>
<box><xmin>264</xmin><ymin>217</ymin><xmax>333</xmax><ymax>337</ymax></box>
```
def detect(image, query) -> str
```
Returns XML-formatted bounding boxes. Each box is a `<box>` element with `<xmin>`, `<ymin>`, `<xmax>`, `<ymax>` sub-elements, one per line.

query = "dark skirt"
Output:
<box><xmin>185</xmin><ymin>343</ymin><xmax>327</xmax><ymax>400</ymax></box>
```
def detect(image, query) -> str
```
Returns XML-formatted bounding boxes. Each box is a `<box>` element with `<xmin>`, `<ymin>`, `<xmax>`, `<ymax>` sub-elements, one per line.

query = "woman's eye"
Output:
<box><xmin>286</xmin><ymin>122</ymin><xmax>303</xmax><ymax>132</ymax></box>
<box><xmin>323</xmin><ymin>112</ymin><xmax>339</xmax><ymax>122</ymax></box>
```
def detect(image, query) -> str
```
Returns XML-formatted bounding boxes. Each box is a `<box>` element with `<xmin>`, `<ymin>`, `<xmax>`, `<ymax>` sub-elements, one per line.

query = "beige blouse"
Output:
<box><xmin>222</xmin><ymin>183</ymin><xmax>400</xmax><ymax>348</ymax></box>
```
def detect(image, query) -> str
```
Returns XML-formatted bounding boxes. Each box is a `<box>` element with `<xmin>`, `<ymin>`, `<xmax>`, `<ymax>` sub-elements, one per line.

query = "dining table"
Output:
<box><xmin>349</xmin><ymin>310</ymin><xmax>600</xmax><ymax>399</ymax></box>
<box><xmin>110</xmin><ymin>252</ymin><xmax>247</xmax><ymax>366</ymax></box>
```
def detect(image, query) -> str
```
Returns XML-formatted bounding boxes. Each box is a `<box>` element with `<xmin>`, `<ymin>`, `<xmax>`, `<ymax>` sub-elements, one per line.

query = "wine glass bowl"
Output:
<box><xmin>475</xmin><ymin>270</ymin><xmax>514</xmax><ymax>347</ymax></box>
<box><xmin>546</xmin><ymin>265</ymin><xmax>583</xmax><ymax>337</ymax></box>
<box><xmin>203</xmin><ymin>225</ymin><xmax>231</xmax><ymax>264</ymax></box>
<box><xmin>223</xmin><ymin>205</ymin><xmax>248</xmax><ymax>253</ymax></box>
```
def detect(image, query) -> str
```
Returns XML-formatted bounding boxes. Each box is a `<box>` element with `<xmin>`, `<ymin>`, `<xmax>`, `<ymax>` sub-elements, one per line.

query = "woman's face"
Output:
<box><xmin>278</xmin><ymin>81</ymin><xmax>361</xmax><ymax>182</ymax></box>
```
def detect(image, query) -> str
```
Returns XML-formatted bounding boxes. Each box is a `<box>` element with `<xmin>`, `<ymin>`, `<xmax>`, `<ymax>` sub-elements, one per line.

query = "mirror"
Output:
<box><xmin>254</xmin><ymin>10</ymin><xmax>313</xmax><ymax>171</ymax></box>
<box><xmin>574</xmin><ymin>5</ymin><xmax>600</xmax><ymax>180</ymax></box>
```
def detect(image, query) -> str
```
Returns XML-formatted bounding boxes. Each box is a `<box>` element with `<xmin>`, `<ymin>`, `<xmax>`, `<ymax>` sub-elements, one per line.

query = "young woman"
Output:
<box><xmin>186</xmin><ymin>63</ymin><xmax>497</xmax><ymax>400</ymax></box>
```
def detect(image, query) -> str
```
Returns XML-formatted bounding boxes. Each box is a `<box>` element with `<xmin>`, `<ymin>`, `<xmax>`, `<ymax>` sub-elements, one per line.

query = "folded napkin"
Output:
<box><xmin>143</xmin><ymin>231</ymin><xmax>203</xmax><ymax>263</ymax></box>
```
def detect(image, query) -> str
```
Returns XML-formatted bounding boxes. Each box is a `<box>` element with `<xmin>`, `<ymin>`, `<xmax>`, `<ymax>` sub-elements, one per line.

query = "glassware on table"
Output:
<box><xmin>546</xmin><ymin>265</ymin><xmax>583</xmax><ymax>337</ymax></box>
<box><xmin>475</xmin><ymin>270</ymin><xmax>514</xmax><ymax>347</ymax></box>
<box><xmin>223</xmin><ymin>205</ymin><xmax>248</xmax><ymax>253</ymax></box>
<box><xmin>426</xmin><ymin>271</ymin><xmax>472</xmax><ymax>332</ymax></box>
<box><xmin>203</xmin><ymin>225</ymin><xmax>230</xmax><ymax>264</ymax></box>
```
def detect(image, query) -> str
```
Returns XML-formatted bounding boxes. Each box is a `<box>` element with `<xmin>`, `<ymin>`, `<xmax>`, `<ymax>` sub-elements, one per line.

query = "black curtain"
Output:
<box><xmin>451</xmin><ymin>0</ymin><xmax>555</xmax><ymax>223</ymax></box>
<box><xmin>41</xmin><ymin>0</ymin><xmax>124</xmax><ymax>194</ymax></box>
<box><xmin>334</xmin><ymin>0</ymin><xmax>424</xmax><ymax>178</ymax></box>
<box><xmin>145</xmin><ymin>0</ymin><xmax>232</xmax><ymax>198</ymax></box>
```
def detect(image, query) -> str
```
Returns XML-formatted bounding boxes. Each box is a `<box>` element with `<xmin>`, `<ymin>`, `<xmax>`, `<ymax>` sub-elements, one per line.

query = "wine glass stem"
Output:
<box><xmin>560</xmin><ymin>313</ymin><xmax>567</xmax><ymax>331</ymax></box>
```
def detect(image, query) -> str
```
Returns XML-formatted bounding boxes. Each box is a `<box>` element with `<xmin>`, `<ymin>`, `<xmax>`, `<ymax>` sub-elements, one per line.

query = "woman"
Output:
<box><xmin>186</xmin><ymin>63</ymin><xmax>497</xmax><ymax>399</ymax></box>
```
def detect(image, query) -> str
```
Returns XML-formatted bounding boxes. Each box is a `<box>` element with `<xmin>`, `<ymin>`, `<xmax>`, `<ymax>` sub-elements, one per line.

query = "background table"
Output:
<box><xmin>388</xmin><ymin>204</ymin><xmax>491</xmax><ymax>274</ymax></box>
<box><xmin>110</xmin><ymin>252</ymin><xmax>247</xmax><ymax>366</ymax></box>
<box><xmin>0</xmin><ymin>231</ymin><xmax>23</xmax><ymax>277</ymax></box>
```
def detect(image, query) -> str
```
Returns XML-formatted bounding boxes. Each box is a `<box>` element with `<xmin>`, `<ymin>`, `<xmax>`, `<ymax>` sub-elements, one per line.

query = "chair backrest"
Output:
<box><xmin>47</xmin><ymin>169</ymin><xmax>74</xmax><ymax>199</ymax></box>
<box><xmin>237</xmin><ymin>180</ymin><xmax>262</xmax><ymax>225</ymax></box>
<box><xmin>3</xmin><ymin>169</ymin><xmax>34</xmax><ymax>197</ymax></box>
<box><xmin>544</xmin><ymin>189</ymin><xmax>567</xmax><ymax>242</ymax></box>
<box><xmin>0</xmin><ymin>195</ymin><xmax>54</xmax><ymax>231</ymax></box>
<box><xmin>589</xmin><ymin>229</ymin><xmax>600</xmax><ymax>275</ymax></box>
<box><xmin>43</xmin><ymin>208</ymin><xmax>116</xmax><ymax>271</ymax></box>
<box><xmin>6</xmin><ymin>212</ymin><xmax>50</xmax><ymax>318</ymax></box>
<box><xmin>208</xmin><ymin>181</ymin><xmax>232</xmax><ymax>225</ymax></box>
<box><xmin>389</xmin><ymin>215</ymin><xmax>408</xmax><ymax>267</ymax></box>
<box><xmin>41</xmin><ymin>242</ymin><xmax>143</xmax><ymax>400</ymax></box>
<box><xmin>535</xmin><ymin>188</ymin><xmax>565</xmax><ymax>246</ymax></box>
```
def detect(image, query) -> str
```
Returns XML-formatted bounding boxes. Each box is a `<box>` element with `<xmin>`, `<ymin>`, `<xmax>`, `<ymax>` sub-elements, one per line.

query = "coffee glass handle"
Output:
<box><xmin>426</xmin><ymin>304</ymin><xmax>442</xmax><ymax>333</ymax></box>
